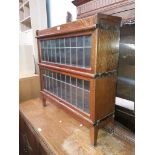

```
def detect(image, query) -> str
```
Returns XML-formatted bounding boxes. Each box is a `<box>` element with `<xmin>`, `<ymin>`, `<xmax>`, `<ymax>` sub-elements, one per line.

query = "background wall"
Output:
<box><xmin>50</xmin><ymin>0</ymin><xmax>77</xmax><ymax>27</ymax></box>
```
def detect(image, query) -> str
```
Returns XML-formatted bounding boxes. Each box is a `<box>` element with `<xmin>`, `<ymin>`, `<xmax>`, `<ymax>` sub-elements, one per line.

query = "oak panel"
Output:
<box><xmin>37</xmin><ymin>13</ymin><xmax>121</xmax><ymax>145</ymax></box>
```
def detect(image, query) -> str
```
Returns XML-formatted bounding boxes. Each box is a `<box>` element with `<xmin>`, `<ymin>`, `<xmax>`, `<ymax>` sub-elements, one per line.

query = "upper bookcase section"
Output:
<box><xmin>36</xmin><ymin>14</ymin><xmax>122</xmax><ymax>77</ymax></box>
<box><xmin>36</xmin><ymin>13</ymin><xmax>121</xmax><ymax>38</ymax></box>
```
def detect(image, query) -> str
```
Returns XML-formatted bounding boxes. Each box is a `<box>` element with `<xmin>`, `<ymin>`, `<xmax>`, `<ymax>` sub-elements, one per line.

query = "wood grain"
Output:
<box><xmin>96</xmin><ymin>28</ymin><xmax>120</xmax><ymax>73</ymax></box>
<box><xmin>20</xmin><ymin>98</ymin><xmax>134</xmax><ymax>155</ymax></box>
<box><xmin>36</xmin><ymin>16</ymin><xmax>96</xmax><ymax>38</ymax></box>
<box><xmin>36</xmin><ymin>13</ymin><xmax>121</xmax><ymax>39</ymax></box>
<box><xmin>37</xmin><ymin>14</ymin><xmax>121</xmax><ymax>145</ymax></box>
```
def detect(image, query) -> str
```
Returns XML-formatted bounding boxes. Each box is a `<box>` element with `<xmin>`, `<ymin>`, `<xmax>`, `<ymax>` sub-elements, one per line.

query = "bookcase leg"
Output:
<box><xmin>90</xmin><ymin>126</ymin><xmax>98</xmax><ymax>146</ymax></box>
<box><xmin>42</xmin><ymin>96</ymin><xmax>47</xmax><ymax>107</ymax></box>
<box><xmin>108</xmin><ymin>117</ymin><xmax>114</xmax><ymax>134</ymax></box>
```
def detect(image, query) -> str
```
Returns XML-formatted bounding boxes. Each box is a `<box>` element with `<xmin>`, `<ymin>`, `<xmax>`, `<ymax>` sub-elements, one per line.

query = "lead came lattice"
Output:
<box><xmin>41</xmin><ymin>35</ymin><xmax>91</xmax><ymax>68</ymax></box>
<box><xmin>42</xmin><ymin>69</ymin><xmax>90</xmax><ymax>113</ymax></box>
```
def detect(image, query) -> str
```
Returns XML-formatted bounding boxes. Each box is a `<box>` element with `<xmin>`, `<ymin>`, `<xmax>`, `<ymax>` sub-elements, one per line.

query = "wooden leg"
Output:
<box><xmin>90</xmin><ymin>126</ymin><xmax>98</xmax><ymax>146</ymax></box>
<box><xmin>42</xmin><ymin>96</ymin><xmax>47</xmax><ymax>107</ymax></box>
<box><xmin>107</xmin><ymin>116</ymin><xmax>114</xmax><ymax>134</ymax></box>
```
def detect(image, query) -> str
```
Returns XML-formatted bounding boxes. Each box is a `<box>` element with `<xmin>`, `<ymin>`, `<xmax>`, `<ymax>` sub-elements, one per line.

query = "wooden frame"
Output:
<box><xmin>37</xmin><ymin>31</ymin><xmax>95</xmax><ymax>74</ymax></box>
<box><xmin>36</xmin><ymin>13</ymin><xmax>121</xmax><ymax>145</ymax></box>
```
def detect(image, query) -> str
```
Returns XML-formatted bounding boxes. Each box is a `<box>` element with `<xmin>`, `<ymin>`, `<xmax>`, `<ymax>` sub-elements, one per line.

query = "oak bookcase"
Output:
<box><xmin>36</xmin><ymin>13</ymin><xmax>121</xmax><ymax>145</ymax></box>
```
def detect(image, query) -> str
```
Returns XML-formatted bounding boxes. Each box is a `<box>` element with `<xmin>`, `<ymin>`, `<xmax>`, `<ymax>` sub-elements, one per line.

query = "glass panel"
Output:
<box><xmin>61</xmin><ymin>75</ymin><xmax>66</xmax><ymax>100</ymax></box>
<box><xmin>85</xmin><ymin>48</ymin><xmax>91</xmax><ymax>67</ymax></box>
<box><xmin>60</xmin><ymin>48</ymin><xmax>65</xmax><ymax>64</ymax></box>
<box><xmin>84</xmin><ymin>80</ymin><xmax>90</xmax><ymax>90</ymax></box>
<box><xmin>44</xmin><ymin>49</ymin><xmax>48</xmax><ymax>61</ymax></box>
<box><xmin>48</xmin><ymin>49</ymin><xmax>52</xmax><ymax>62</ymax></box>
<box><xmin>53</xmin><ymin>72</ymin><xmax>57</xmax><ymax>95</ymax></box>
<box><xmin>56</xmin><ymin>39</ymin><xmax>59</xmax><ymax>47</ymax></box>
<box><xmin>60</xmin><ymin>38</ymin><xmax>64</xmax><ymax>47</ymax></box>
<box><xmin>77</xmin><ymin>36</ymin><xmax>83</xmax><ymax>47</ymax></box>
<box><xmin>44</xmin><ymin>40</ymin><xmax>47</xmax><ymax>48</ymax></box>
<box><xmin>51</xmin><ymin>40</ymin><xmax>54</xmax><ymax>48</ymax></box>
<box><xmin>71</xmin><ymin>48</ymin><xmax>76</xmax><ymax>66</ymax></box>
<box><xmin>71</xmin><ymin>77</ymin><xmax>76</xmax><ymax>86</ymax></box>
<box><xmin>47</xmin><ymin>40</ymin><xmax>50</xmax><ymax>48</ymax></box>
<box><xmin>71</xmin><ymin>37</ymin><xmax>76</xmax><ymax>47</ymax></box>
<box><xmin>42</xmin><ymin>49</ymin><xmax>45</xmax><ymax>61</ymax></box>
<box><xmin>71</xmin><ymin>77</ymin><xmax>76</xmax><ymax>106</ymax></box>
<box><xmin>41</xmin><ymin>40</ymin><xmax>44</xmax><ymax>49</ymax></box>
<box><xmin>43</xmin><ymin>74</ymin><xmax>46</xmax><ymax>89</ymax></box>
<box><xmin>44</xmin><ymin>75</ymin><xmax>47</xmax><ymax>90</ymax></box>
<box><xmin>84</xmin><ymin>80</ymin><xmax>90</xmax><ymax>112</ymax></box>
<box><xmin>71</xmin><ymin>86</ymin><xmax>76</xmax><ymax>106</ymax></box>
<box><xmin>52</xmin><ymin>49</ymin><xmax>56</xmax><ymax>63</ymax></box>
<box><xmin>50</xmin><ymin>73</ymin><xmax>53</xmax><ymax>93</ymax></box>
<box><xmin>77</xmin><ymin>87</ymin><xmax>83</xmax><ymax>110</ymax></box>
<box><xmin>77</xmin><ymin>79</ymin><xmax>82</xmax><ymax>88</ymax></box>
<box><xmin>55</xmin><ymin>73</ymin><xmax>58</xmax><ymax>96</ymax></box>
<box><xmin>77</xmin><ymin>79</ymin><xmax>84</xmax><ymax>111</ymax></box>
<box><xmin>57</xmin><ymin>73</ymin><xmax>61</xmax><ymax>98</ymax></box>
<box><xmin>53</xmin><ymin>40</ymin><xmax>56</xmax><ymax>47</ymax></box>
<box><xmin>56</xmin><ymin>48</ymin><xmax>60</xmax><ymax>63</ymax></box>
<box><xmin>65</xmin><ymin>76</ymin><xmax>71</xmax><ymax>103</ymax></box>
<box><xmin>84</xmin><ymin>90</ymin><xmax>90</xmax><ymax>113</ymax></box>
<box><xmin>65</xmin><ymin>38</ymin><xmax>70</xmax><ymax>47</ymax></box>
<box><xmin>85</xmin><ymin>35</ymin><xmax>91</xmax><ymax>47</ymax></box>
<box><xmin>42</xmin><ymin>69</ymin><xmax>90</xmax><ymax>113</ymax></box>
<box><xmin>47</xmin><ymin>76</ymin><xmax>50</xmax><ymax>91</ymax></box>
<box><xmin>40</xmin><ymin>35</ymin><xmax>91</xmax><ymax>68</ymax></box>
<box><xmin>77</xmin><ymin>48</ymin><xmax>83</xmax><ymax>67</ymax></box>
<box><xmin>66</xmin><ymin>48</ymin><xmax>70</xmax><ymax>65</ymax></box>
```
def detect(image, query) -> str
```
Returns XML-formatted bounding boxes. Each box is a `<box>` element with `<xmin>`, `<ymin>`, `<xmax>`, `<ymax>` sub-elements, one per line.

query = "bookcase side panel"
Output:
<box><xmin>94</xmin><ymin>75</ymin><xmax>117</xmax><ymax>120</ymax></box>
<box><xmin>91</xmin><ymin>30</ymin><xmax>98</xmax><ymax>74</ymax></box>
<box><xmin>95</xmin><ymin>26</ymin><xmax>120</xmax><ymax>73</ymax></box>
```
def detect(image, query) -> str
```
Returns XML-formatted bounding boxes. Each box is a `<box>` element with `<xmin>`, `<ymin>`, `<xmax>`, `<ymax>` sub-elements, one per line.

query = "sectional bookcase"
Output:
<box><xmin>36</xmin><ymin>13</ymin><xmax>121</xmax><ymax>145</ymax></box>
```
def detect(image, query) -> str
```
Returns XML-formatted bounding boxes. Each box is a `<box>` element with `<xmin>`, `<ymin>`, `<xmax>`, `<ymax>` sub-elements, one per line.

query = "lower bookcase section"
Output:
<box><xmin>39</xmin><ymin>66</ymin><xmax>116</xmax><ymax>146</ymax></box>
<box><xmin>41</xmin><ymin>68</ymin><xmax>90</xmax><ymax>114</ymax></box>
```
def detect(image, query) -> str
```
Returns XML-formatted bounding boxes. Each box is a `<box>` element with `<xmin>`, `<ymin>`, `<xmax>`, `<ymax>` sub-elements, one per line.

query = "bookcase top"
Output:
<box><xmin>36</xmin><ymin>13</ymin><xmax>121</xmax><ymax>39</ymax></box>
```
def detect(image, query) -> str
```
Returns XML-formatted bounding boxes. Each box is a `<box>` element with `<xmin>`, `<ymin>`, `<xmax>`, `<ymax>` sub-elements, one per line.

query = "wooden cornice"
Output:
<box><xmin>72</xmin><ymin>0</ymin><xmax>93</xmax><ymax>6</ymax></box>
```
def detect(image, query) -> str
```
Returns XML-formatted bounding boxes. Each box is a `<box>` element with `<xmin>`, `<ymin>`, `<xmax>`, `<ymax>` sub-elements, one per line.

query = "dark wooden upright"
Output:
<box><xmin>36</xmin><ymin>13</ymin><xmax>121</xmax><ymax>145</ymax></box>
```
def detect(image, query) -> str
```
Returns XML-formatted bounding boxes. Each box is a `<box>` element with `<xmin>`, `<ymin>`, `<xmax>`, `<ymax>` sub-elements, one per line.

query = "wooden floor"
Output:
<box><xmin>20</xmin><ymin>98</ymin><xmax>135</xmax><ymax>155</ymax></box>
